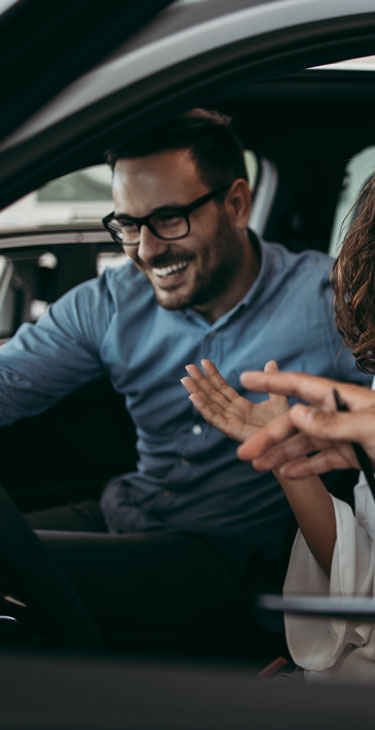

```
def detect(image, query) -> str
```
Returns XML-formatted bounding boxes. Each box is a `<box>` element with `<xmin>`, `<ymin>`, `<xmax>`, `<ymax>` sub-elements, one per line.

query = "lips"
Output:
<box><xmin>152</xmin><ymin>260</ymin><xmax>190</xmax><ymax>278</ymax></box>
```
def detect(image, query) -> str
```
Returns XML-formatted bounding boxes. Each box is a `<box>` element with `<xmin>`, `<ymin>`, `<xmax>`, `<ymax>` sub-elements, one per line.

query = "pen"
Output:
<box><xmin>333</xmin><ymin>387</ymin><xmax>375</xmax><ymax>498</ymax></box>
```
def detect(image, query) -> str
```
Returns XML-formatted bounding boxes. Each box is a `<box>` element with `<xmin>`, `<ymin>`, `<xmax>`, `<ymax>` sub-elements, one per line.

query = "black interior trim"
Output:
<box><xmin>0</xmin><ymin>0</ymin><xmax>175</xmax><ymax>142</ymax></box>
<box><xmin>0</xmin><ymin>14</ymin><xmax>374</xmax><ymax>208</ymax></box>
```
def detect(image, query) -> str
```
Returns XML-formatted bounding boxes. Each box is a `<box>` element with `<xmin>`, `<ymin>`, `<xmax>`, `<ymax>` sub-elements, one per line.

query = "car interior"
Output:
<box><xmin>2</xmin><ymin>63</ymin><xmax>374</xmax><ymax>495</ymax></box>
<box><xmin>2</xmin><ymin>0</ymin><xmax>375</xmax><ymax>726</ymax></box>
<box><xmin>0</xmin><ymin>59</ymin><xmax>373</xmax><ymax>665</ymax></box>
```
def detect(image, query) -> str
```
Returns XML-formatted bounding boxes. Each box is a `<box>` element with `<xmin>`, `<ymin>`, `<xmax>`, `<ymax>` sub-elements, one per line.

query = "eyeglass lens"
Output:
<box><xmin>110</xmin><ymin>211</ymin><xmax>189</xmax><ymax>243</ymax></box>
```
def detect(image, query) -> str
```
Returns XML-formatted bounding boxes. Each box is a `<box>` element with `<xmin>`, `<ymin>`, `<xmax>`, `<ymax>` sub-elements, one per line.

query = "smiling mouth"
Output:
<box><xmin>152</xmin><ymin>260</ymin><xmax>191</xmax><ymax>278</ymax></box>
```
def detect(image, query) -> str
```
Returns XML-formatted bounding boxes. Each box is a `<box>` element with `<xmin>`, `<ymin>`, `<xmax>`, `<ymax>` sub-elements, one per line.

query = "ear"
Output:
<box><xmin>224</xmin><ymin>179</ymin><xmax>251</xmax><ymax>229</ymax></box>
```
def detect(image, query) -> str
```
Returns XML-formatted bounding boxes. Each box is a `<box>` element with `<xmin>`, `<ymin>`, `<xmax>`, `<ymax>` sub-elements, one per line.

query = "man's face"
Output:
<box><xmin>112</xmin><ymin>149</ymin><xmax>246</xmax><ymax>313</ymax></box>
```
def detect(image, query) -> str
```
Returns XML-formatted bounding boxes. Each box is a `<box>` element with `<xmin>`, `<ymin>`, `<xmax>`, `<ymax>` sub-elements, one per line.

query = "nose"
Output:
<box><xmin>137</xmin><ymin>223</ymin><xmax>169</xmax><ymax>263</ymax></box>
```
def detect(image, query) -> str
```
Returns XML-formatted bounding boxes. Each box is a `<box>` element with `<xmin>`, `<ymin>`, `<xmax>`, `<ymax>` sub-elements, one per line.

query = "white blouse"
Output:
<box><xmin>284</xmin><ymin>474</ymin><xmax>375</xmax><ymax>682</ymax></box>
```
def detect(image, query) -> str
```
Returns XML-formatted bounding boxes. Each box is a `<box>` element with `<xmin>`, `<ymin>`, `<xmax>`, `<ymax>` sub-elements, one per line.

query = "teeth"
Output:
<box><xmin>153</xmin><ymin>261</ymin><xmax>189</xmax><ymax>277</ymax></box>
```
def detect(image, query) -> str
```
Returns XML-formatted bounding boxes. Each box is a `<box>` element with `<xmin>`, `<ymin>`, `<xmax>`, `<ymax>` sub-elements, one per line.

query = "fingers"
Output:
<box><xmin>180</xmin><ymin>359</ymin><xmax>252</xmax><ymax>441</ymax></box>
<box><xmin>240</xmin><ymin>370</ymin><xmax>334</xmax><ymax>408</ymax></box>
<box><xmin>251</xmin><ymin>430</ymin><xmax>330</xmax><ymax>471</ymax></box>
<box><xmin>200</xmin><ymin>359</ymin><xmax>241</xmax><ymax>403</ymax></box>
<box><xmin>237</xmin><ymin>399</ymin><xmax>375</xmax><ymax>467</ymax></box>
<box><xmin>180</xmin><ymin>365</ymin><xmax>202</xmax><ymax>396</ymax></box>
<box><xmin>182</xmin><ymin>359</ymin><xmax>239</xmax><ymax>409</ymax></box>
<box><xmin>239</xmin><ymin>370</ymin><xmax>372</xmax><ymax>411</ymax></box>
<box><xmin>237</xmin><ymin>410</ymin><xmax>296</xmax><ymax>462</ymax></box>
<box><xmin>181</xmin><ymin>362</ymin><xmax>375</xmax><ymax>469</ymax></box>
<box><xmin>263</xmin><ymin>360</ymin><xmax>289</xmax><ymax>411</ymax></box>
<box><xmin>264</xmin><ymin>360</ymin><xmax>279</xmax><ymax>374</ymax></box>
<box><xmin>237</xmin><ymin>400</ymin><xmax>369</xmax><ymax>474</ymax></box>
<box><xmin>188</xmin><ymin>392</ymin><xmax>225</xmax><ymax>430</ymax></box>
<box><xmin>278</xmin><ymin>445</ymin><xmax>359</xmax><ymax>478</ymax></box>
<box><xmin>180</xmin><ymin>360</ymin><xmax>230</xmax><ymax>432</ymax></box>
<box><xmin>180</xmin><ymin>373</ymin><xmax>220</xmax><ymax>422</ymax></box>
<box><xmin>290</xmin><ymin>403</ymin><xmax>375</xmax><ymax>452</ymax></box>
<box><xmin>180</xmin><ymin>377</ymin><xmax>226</xmax><ymax>428</ymax></box>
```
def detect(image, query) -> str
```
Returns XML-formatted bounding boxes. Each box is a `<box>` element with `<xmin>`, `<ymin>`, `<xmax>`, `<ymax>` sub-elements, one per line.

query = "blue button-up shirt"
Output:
<box><xmin>0</xmin><ymin>236</ymin><xmax>370</xmax><ymax>557</ymax></box>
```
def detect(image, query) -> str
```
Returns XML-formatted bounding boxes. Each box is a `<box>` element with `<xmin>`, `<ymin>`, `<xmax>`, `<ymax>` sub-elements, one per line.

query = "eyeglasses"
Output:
<box><xmin>102</xmin><ymin>183</ymin><xmax>231</xmax><ymax>246</ymax></box>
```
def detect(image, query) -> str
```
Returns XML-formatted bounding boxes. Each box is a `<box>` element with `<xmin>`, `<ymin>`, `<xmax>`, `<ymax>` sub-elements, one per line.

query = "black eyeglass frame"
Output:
<box><xmin>102</xmin><ymin>183</ymin><xmax>232</xmax><ymax>246</ymax></box>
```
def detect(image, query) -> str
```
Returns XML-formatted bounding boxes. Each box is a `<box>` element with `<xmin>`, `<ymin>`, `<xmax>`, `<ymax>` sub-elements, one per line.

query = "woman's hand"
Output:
<box><xmin>181</xmin><ymin>358</ymin><xmax>288</xmax><ymax>443</ymax></box>
<box><xmin>236</xmin><ymin>371</ymin><xmax>375</xmax><ymax>477</ymax></box>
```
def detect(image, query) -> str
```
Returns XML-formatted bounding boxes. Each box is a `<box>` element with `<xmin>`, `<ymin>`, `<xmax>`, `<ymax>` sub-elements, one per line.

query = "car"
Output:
<box><xmin>1</xmin><ymin>0</ymin><xmax>375</xmax><ymax>727</ymax></box>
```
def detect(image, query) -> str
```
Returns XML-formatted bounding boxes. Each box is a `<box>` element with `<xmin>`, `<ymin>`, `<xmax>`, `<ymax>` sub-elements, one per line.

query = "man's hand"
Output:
<box><xmin>180</xmin><ymin>358</ymin><xmax>288</xmax><ymax>443</ymax></box>
<box><xmin>236</xmin><ymin>370</ymin><xmax>375</xmax><ymax>476</ymax></box>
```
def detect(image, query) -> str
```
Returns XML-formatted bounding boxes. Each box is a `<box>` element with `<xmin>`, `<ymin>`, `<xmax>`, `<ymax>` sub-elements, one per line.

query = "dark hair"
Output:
<box><xmin>105</xmin><ymin>108</ymin><xmax>248</xmax><ymax>189</ymax></box>
<box><xmin>331</xmin><ymin>175</ymin><xmax>375</xmax><ymax>373</ymax></box>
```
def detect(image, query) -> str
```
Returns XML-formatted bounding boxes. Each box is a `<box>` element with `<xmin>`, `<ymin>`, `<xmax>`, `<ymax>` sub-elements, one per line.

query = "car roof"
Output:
<box><xmin>0</xmin><ymin>0</ymin><xmax>175</xmax><ymax>144</ymax></box>
<box><xmin>2</xmin><ymin>0</ymin><xmax>375</xmax><ymax>151</ymax></box>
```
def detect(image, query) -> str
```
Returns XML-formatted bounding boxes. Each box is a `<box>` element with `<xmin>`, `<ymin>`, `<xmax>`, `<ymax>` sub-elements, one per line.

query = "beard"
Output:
<box><xmin>150</xmin><ymin>211</ymin><xmax>245</xmax><ymax>312</ymax></box>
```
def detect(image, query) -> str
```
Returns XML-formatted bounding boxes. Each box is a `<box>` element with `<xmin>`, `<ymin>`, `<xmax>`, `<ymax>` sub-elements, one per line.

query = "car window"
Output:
<box><xmin>310</xmin><ymin>56</ymin><xmax>375</xmax><ymax>258</ymax></box>
<box><xmin>0</xmin><ymin>149</ymin><xmax>260</xmax><ymax>265</ymax></box>
<box><xmin>0</xmin><ymin>165</ymin><xmax>113</xmax><ymax>229</ymax></box>
<box><xmin>0</xmin><ymin>0</ymin><xmax>18</xmax><ymax>13</ymax></box>
<box><xmin>329</xmin><ymin>146</ymin><xmax>375</xmax><ymax>257</ymax></box>
<box><xmin>0</xmin><ymin>153</ymin><xmax>259</xmax><ymax>230</ymax></box>
<box><xmin>0</xmin><ymin>164</ymin><xmax>125</xmax><ymax>283</ymax></box>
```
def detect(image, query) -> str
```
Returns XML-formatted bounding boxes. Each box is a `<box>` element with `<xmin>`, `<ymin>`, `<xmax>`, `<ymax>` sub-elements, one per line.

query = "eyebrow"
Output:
<box><xmin>115</xmin><ymin>201</ymin><xmax>188</xmax><ymax>218</ymax></box>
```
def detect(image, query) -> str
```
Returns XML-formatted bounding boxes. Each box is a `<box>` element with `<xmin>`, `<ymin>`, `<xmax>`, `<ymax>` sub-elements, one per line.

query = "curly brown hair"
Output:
<box><xmin>332</xmin><ymin>175</ymin><xmax>375</xmax><ymax>373</ymax></box>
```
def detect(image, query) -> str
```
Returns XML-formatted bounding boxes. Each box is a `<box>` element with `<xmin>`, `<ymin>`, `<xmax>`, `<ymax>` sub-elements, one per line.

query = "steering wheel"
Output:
<box><xmin>0</xmin><ymin>484</ymin><xmax>98</xmax><ymax>647</ymax></box>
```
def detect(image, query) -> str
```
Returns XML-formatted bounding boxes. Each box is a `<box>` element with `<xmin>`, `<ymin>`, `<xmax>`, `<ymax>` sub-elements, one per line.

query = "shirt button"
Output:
<box><xmin>180</xmin><ymin>459</ymin><xmax>189</xmax><ymax>467</ymax></box>
<box><xmin>192</xmin><ymin>424</ymin><xmax>202</xmax><ymax>435</ymax></box>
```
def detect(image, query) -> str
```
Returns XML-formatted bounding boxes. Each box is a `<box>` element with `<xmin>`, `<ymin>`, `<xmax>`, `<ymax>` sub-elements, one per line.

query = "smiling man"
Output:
<box><xmin>106</xmin><ymin>144</ymin><xmax>258</xmax><ymax>321</ymax></box>
<box><xmin>0</xmin><ymin>109</ymin><xmax>370</xmax><ymax>645</ymax></box>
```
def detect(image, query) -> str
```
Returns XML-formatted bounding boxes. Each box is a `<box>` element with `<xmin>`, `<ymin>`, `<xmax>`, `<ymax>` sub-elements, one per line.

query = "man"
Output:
<box><xmin>0</xmin><ymin>109</ymin><xmax>370</xmax><ymax>642</ymax></box>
